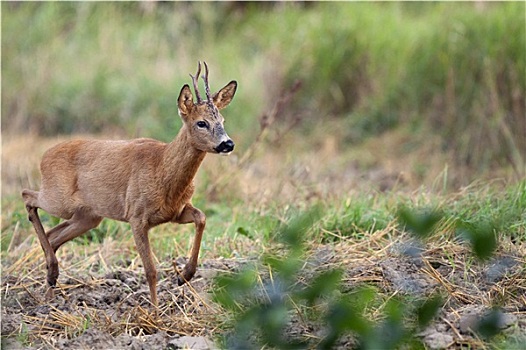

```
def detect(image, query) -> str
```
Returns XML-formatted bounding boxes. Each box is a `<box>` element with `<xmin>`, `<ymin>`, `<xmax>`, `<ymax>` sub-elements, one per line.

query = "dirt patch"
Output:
<box><xmin>1</xmin><ymin>258</ymin><xmax>245</xmax><ymax>349</ymax></box>
<box><xmin>338</xmin><ymin>241</ymin><xmax>525</xmax><ymax>349</ymax></box>
<box><xmin>2</xmin><ymin>241</ymin><xmax>525</xmax><ymax>349</ymax></box>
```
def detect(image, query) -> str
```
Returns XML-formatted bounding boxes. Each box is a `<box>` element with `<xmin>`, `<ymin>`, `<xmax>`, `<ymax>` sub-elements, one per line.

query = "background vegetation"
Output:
<box><xmin>2</xmin><ymin>2</ymin><xmax>524</xmax><ymax>179</ymax></box>
<box><xmin>2</xmin><ymin>2</ymin><xmax>525</xmax><ymax>349</ymax></box>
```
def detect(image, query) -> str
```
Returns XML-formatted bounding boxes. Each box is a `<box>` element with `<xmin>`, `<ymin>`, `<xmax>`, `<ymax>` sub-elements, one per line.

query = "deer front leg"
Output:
<box><xmin>130</xmin><ymin>221</ymin><xmax>158</xmax><ymax>307</ymax></box>
<box><xmin>25</xmin><ymin>205</ymin><xmax>59</xmax><ymax>300</ymax></box>
<box><xmin>175</xmin><ymin>204</ymin><xmax>206</xmax><ymax>286</ymax></box>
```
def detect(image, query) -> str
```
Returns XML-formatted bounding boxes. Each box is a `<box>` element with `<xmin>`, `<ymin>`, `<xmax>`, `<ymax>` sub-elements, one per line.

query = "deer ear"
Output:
<box><xmin>213</xmin><ymin>81</ymin><xmax>237</xmax><ymax>110</ymax></box>
<box><xmin>178</xmin><ymin>84</ymin><xmax>194</xmax><ymax>117</ymax></box>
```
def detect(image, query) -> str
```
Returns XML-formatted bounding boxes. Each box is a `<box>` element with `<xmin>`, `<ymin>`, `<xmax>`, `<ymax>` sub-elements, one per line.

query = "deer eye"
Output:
<box><xmin>196</xmin><ymin>121</ymin><xmax>208</xmax><ymax>129</ymax></box>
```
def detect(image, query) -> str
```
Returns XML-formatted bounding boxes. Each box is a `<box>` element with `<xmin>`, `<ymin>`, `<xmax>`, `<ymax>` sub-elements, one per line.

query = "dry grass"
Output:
<box><xmin>1</xmin><ymin>243</ymin><xmax>231</xmax><ymax>347</ymax></box>
<box><xmin>2</xmin><ymin>130</ymin><xmax>524</xmax><ymax>348</ymax></box>
<box><xmin>208</xmin><ymin>228</ymin><xmax>525</xmax><ymax>348</ymax></box>
<box><xmin>2</xmin><ymin>211</ymin><xmax>525</xmax><ymax>348</ymax></box>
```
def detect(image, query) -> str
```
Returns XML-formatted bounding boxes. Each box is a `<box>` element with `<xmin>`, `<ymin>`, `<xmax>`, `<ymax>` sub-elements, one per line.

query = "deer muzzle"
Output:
<box><xmin>214</xmin><ymin>139</ymin><xmax>235</xmax><ymax>154</ymax></box>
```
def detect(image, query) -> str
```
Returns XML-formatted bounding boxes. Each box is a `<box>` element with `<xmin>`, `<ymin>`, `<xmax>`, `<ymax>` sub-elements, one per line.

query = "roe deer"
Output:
<box><xmin>22</xmin><ymin>62</ymin><xmax>237</xmax><ymax>307</ymax></box>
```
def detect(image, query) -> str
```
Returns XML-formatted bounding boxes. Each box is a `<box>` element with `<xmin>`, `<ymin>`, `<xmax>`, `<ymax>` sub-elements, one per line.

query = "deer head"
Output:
<box><xmin>177</xmin><ymin>61</ymin><xmax>237</xmax><ymax>154</ymax></box>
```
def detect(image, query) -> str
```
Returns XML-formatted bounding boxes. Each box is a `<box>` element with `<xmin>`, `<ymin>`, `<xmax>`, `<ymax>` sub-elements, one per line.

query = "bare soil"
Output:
<box><xmin>1</xmin><ymin>257</ymin><xmax>244</xmax><ymax>349</ymax></box>
<box><xmin>2</xmin><ymin>241</ymin><xmax>524</xmax><ymax>349</ymax></box>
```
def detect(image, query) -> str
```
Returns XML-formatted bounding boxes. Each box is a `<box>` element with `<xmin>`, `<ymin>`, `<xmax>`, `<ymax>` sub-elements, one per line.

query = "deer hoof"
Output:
<box><xmin>177</xmin><ymin>275</ymin><xmax>187</xmax><ymax>286</ymax></box>
<box><xmin>177</xmin><ymin>268</ymin><xmax>195</xmax><ymax>286</ymax></box>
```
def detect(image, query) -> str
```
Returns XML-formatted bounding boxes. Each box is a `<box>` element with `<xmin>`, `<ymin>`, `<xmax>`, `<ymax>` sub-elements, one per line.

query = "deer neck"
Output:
<box><xmin>162</xmin><ymin>126</ymin><xmax>206</xmax><ymax>201</ymax></box>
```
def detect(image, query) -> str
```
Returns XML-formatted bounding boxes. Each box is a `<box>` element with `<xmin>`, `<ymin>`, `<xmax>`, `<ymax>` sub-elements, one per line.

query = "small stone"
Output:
<box><xmin>176</xmin><ymin>257</ymin><xmax>188</xmax><ymax>265</ymax></box>
<box><xmin>168</xmin><ymin>336</ymin><xmax>215</xmax><ymax>350</ymax></box>
<box><xmin>498</xmin><ymin>313</ymin><xmax>518</xmax><ymax>329</ymax></box>
<box><xmin>459</xmin><ymin>313</ymin><xmax>479</xmax><ymax>333</ymax></box>
<box><xmin>424</xmin><ymin>331</ymin><xmax>454</xmax><ymax>349</ymax></box>
<box><xmin>459</xmin><ymin>308</ymin><xmax>516</xmax><ymax>334</ymax></box>
<box><xmin>124</xmin><ymin>277</ymin><xmax>138</xmax><ymax>286</ymax></box>
<box><xmin>485</xmin><ymin>257</ymin><xmax>517</xmax><ymax>283</ymax></box>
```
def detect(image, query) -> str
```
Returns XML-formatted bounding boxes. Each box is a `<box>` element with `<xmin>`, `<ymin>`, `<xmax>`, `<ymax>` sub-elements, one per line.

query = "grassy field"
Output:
<box><xmin>2</xmin><ymin>132</ymin><xmax>525</xmax><ymax>348</ymax></box>
<box><xmin>2</xmin><ymin>2</ymin><xmax>525</xmax><ymax>349</ymax></box>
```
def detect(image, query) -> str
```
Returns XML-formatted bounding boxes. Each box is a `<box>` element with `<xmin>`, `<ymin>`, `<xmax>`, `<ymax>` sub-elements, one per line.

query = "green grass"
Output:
<box><xmin>4</xmin><ymin>180</ymin><xmax>523</xmax><ymax>259</ymax></box>
<box><xmin>321</xmin><ymin>195</ymin><xmax>394</xmax><ymax>241</ymax></box>
<box><xmin>447</xmin><ymin>182</ymin><xmax>526</xmax><ymax>240</ymax></box>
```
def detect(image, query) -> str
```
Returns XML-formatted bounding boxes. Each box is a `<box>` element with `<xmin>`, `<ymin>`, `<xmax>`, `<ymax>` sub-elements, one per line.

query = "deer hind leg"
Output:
<box><xmin>22</xmin><ymin>190</ymin><xmax>59</xmax><ymax>300</ymax></box>
<box><xmin>174</xmin><ymin>204</ymin><xmax>206</xmax><ymax>286</ymax></box>
<box><xmin>47</xmin><ymin>211</ymin><xmax>102</xmax><ymax>252</ymax></box>
<box><xmin>22</xmin><ymin>190</ymin><xmax>103</xmax><ymax>299</ymax></box>
<box><xmin>130</xmin><ymin>221</ymin><xmax>158</xmax><ymax>307</ymax></box>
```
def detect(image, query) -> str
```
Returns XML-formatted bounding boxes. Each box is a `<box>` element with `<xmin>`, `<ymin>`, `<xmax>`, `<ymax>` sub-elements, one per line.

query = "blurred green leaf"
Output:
<box><xmin>236</xmin><ymin>226</ymin><xmax>252</xmax><ymax>239</ymax></box>
<box><xmin>397</xmin><ymin>207</ymin><xmax>443</xmax><ymax>238</ymax></box>
<box><xmin>367</xmin><ymin>319</ymin><xmax>407</xmax><ymax>350</ymax></box>
<box><xmin>319</xmin><ymin>297</ymin><xmax>368</xmax><ymax>350</ymax></box>
<box><xmin>457</xmin><ymin>222</ymin><xmax>498</xmax><ymax>261</ymax></box>
<box><xmin>384</xmin><ymin>298</ymin><xmax>404</xmax><ymax>323</ymax></box>
<box><xmin>257</xmin><ymin>302</ymin><xmax>291</xmax><ymax>347</ymax></box>
<box><xmin>212</xmin><ymin>269</ymin><xmax>257</xmax><ymax>311</ymax></box>
<box><xmin>416</xmin><ymin>295</ymin><xmax>443</xmax><ymax>328</ymax></box>
<box><xmin>475</xmin><ymin>309</ymin><xmax>504</xmax><ymax>339</ymax></box>
<box><xmin>346</xmin><ymin>285</ymin><xmax>378</xmax><ymax>313</ymax></box>
<box><xmin>298</xmin><ymin>269</ymin><xmax>343</xmax><ymax>306</ymax></box>
<box><xmin>279</xmin><ymin>205</ymin><xmax>323</xmax><ymax>250</ymax></box>
<box><xmin>360</xmin><ymin>298</ymin><xmax>408</xmax><ymax>350</ymax></box>
<box><xmin>263</xmin><ymin>255</ymin><xmax>302</xmax><ymax>281</ymax></box>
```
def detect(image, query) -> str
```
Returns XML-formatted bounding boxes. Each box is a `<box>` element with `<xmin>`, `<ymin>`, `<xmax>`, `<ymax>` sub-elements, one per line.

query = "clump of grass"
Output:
<box><xmin>459</xmin><ymin>181</ymin><xmax>525</xmax><ymax>239</ymax></box>
<box><xmin>320</xmin><ymin>195</ymin><xmax>394</xmax><ymax>241</ymax></box>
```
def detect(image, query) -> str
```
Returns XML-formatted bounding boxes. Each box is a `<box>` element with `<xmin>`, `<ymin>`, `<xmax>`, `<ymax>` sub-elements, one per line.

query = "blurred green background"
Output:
<box><xmin>2</xmin><ymin>2</ymin><xmax>525</xmax><ymax>180</ymax></box>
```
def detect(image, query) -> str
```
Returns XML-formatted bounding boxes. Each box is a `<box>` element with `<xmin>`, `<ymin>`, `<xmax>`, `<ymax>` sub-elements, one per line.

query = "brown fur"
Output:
<box><xmin>22</xmin><ymin>66</ymin><xmax>237</xmax><ymax>307</ymax></box>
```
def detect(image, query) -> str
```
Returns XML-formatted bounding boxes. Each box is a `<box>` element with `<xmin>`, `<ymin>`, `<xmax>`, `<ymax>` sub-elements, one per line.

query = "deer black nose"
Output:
<box><xmin>215</xmin><ymin>139</ymin><xmax>235</xmax><ymax>153</ymax></box>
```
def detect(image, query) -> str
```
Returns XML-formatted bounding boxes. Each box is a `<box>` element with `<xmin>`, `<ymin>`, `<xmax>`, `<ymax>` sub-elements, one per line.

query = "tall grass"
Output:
<box><xmin>2</xmin><ymin>2</ymin><xmax>524</xmax><ymax>176</ymax></box>
<box><xmin>1</xmin><ymin>2</ymin><xmax>259</xmax><ymax>141</ymax></box>
<box><xmin>400</xmin><ymin>3</ymin><xmax>525</xmax><ymax>173</ymax></box>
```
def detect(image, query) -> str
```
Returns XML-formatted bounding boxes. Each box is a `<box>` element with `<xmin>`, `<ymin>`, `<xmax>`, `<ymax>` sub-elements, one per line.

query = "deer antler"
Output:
<box><xmin>189</xmin><ymin>61</ymin><xmax>203</xmax><ymax>103</ymax></box>
<box><xmin>202</xmin><ymin>61</ymin><xmax>212</xmax><ymax>103</ymax></box>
